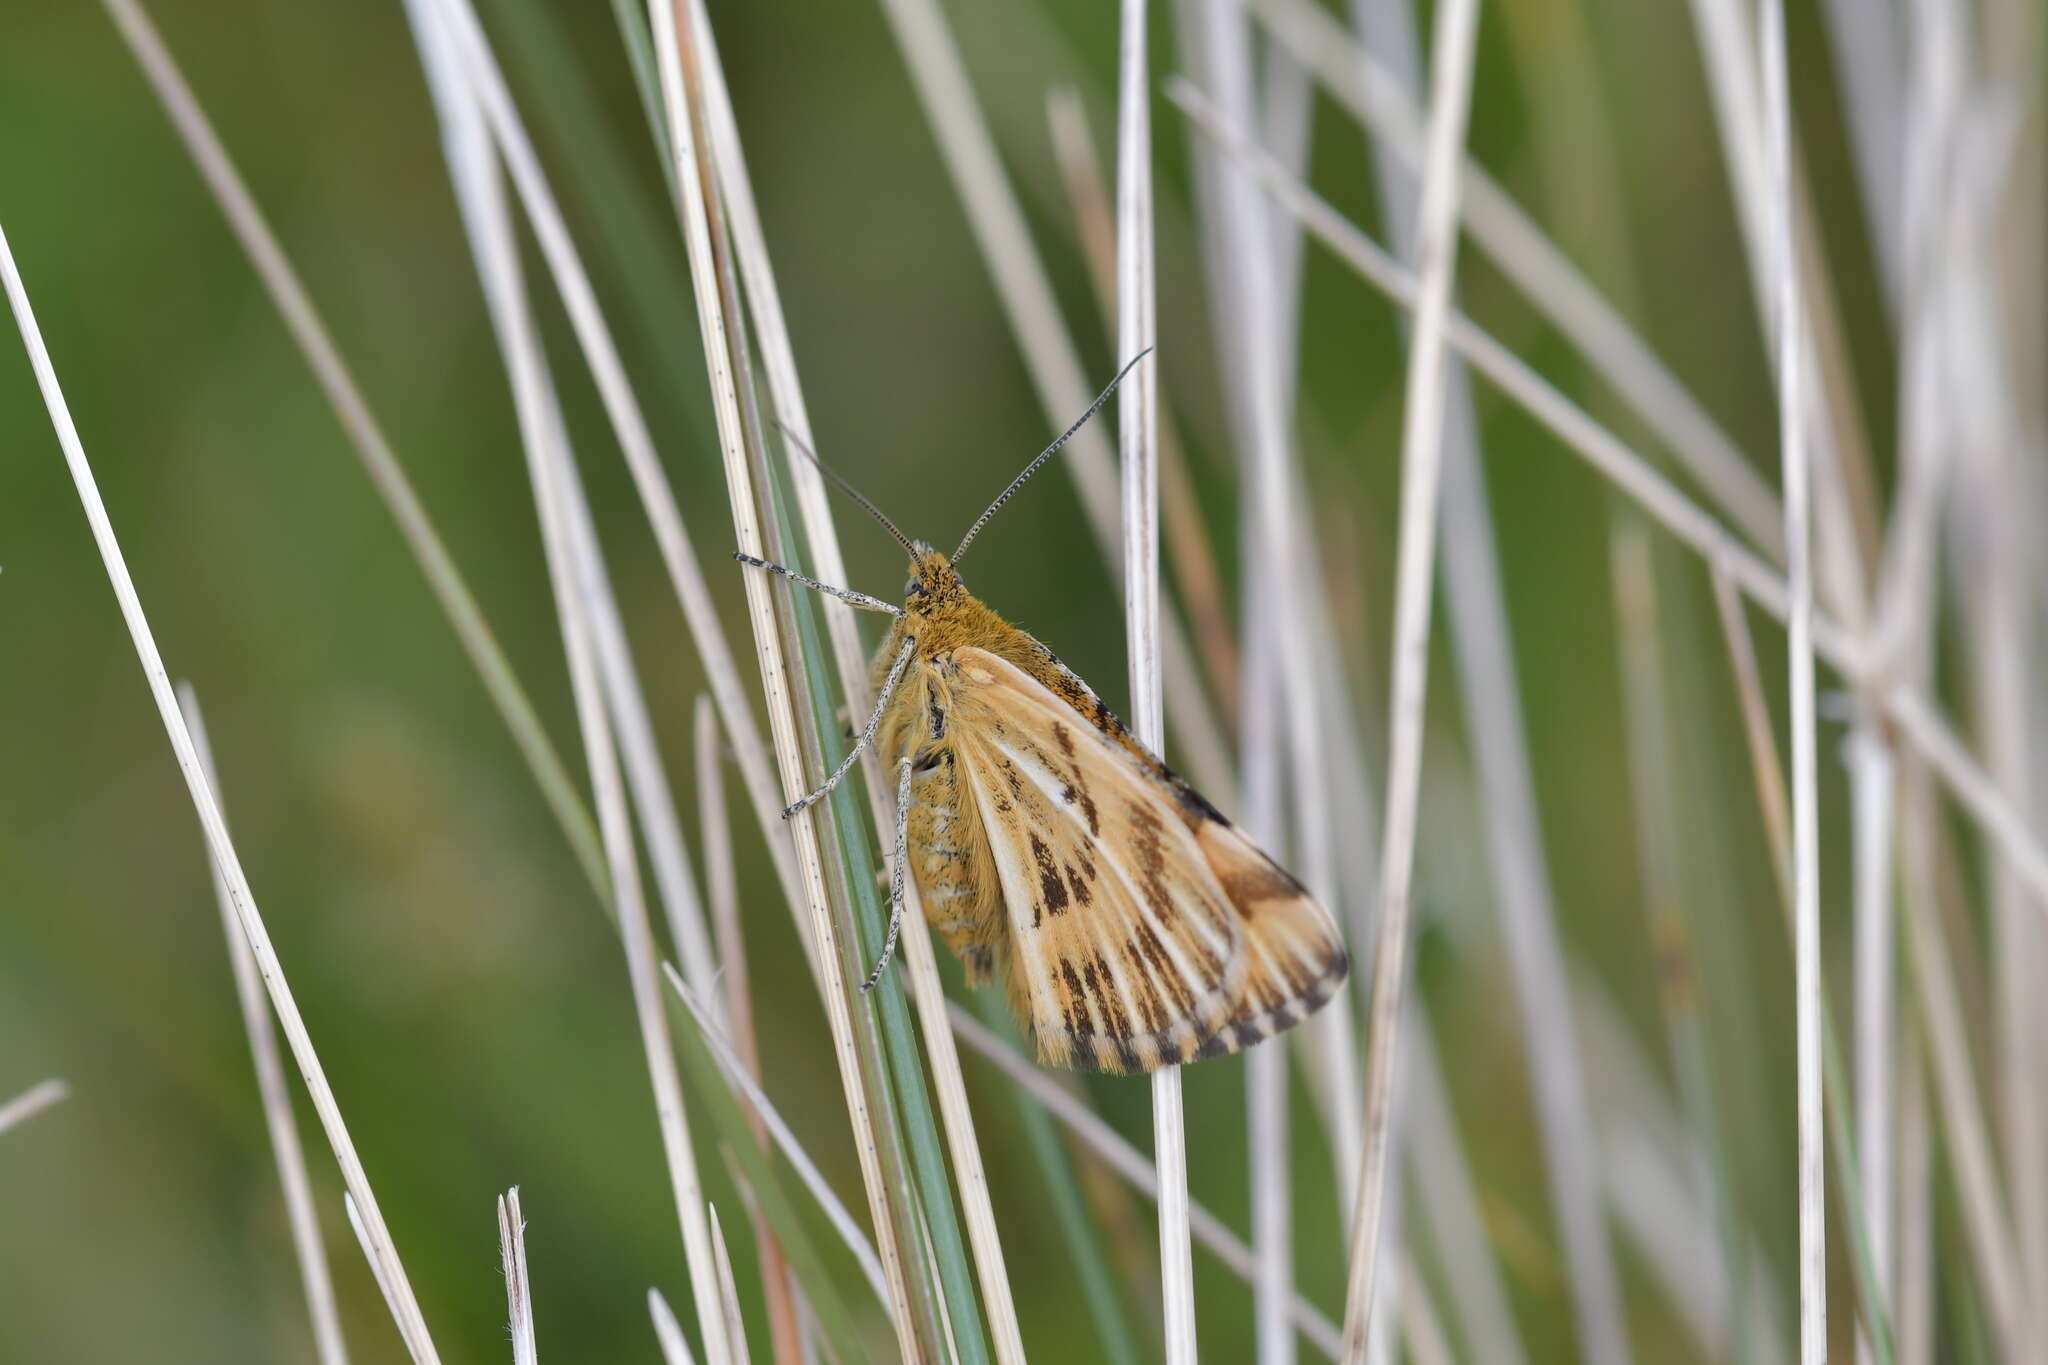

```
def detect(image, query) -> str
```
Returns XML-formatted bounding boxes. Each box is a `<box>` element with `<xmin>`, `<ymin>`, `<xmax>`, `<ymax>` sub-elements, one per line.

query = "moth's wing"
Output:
<box><xmin>946</xmin><ymin>646</ymin><xmax>1347</xmax><ymax>1072</ymax></box>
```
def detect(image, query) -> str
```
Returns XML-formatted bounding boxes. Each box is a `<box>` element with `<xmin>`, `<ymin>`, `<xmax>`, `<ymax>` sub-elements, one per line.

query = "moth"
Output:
<box><xmin>739</xmin><ymin>356</ymin><xmax>1348</xmax><ymax>1073</ymax></box>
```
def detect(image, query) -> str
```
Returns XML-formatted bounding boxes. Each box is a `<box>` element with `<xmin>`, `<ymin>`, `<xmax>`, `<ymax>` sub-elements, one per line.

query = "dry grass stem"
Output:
<box><xmin>97</xmin><ymin>0</ymin><xmax>605</xmax><ymax>898</ymax></box>
<box><xmin>708</xmin><ymin>1207</ymin><xmax>753</xmax><ymax>1365</ymax></box>
<box><xmin>1897</xmin><ymin>768</ymin><xmax>2023</xmax><ymax>1342</ymax></box>
<box><xmin>409</xmin><ymin>0</ymin><xmax>726</xmax><ymax>1002</ymax></box>
<box><xmin>686</xmin><ymin>7</ymin><xmax>1026</xmax><ymax>1354</ymax></box>
<box><xmin>3</xmin><ymin>222</ymin><xmax>442</xmax><ymax>1365</ymax></box>
<box><xmin>1339</xmin><ymin>0</ymin><xmax>1482</xmax><ymax>1353</ymax></box>
<box><xmin>1846</xmin><ymin>728</ymin><xmax>1897</xmax><ymax>1365</ymax></box>
<box><xmin>647</xmin><ymin>0</ymin><xmax>940</xmax><ymax>1353</ymax></box>
<box><xmin>1351</xmin><ymin>4</ymin><xmax>1629</xmax><ymax>1356</ymax></box>
<box><xmin>1117</xmin><ymin>4</ymin><xmax>1193</xmax><ymax>1361</ymax></box>
<box><xmin>875</xmin><ymin>0</ymin><xmax>1235</xmax><ymax>800</ymax></box>
<box><xmin>1681</xmin><ymin>0</ymin><xmax>1878</xmax><ymax>631</ymax></box>
<box><xmin>406</xmin><ymin>15</ymin><xmax>730</xmax><ymax>1351</ymax></box>
<box><xmin>1896</xmin><ymin>1046</ymin><xmax>1932</xmax><ymax>1365</ymax></box>
<box><xmin>651</xmin><ymin>1289</ymin><xmax>701</xmax><ymax>1365</ymax></box>
<box><xmin>0</xmin><ymin>1079</ymin><xmax>69</xmax><ymax>1138</ymax></box>
<box><xmin>1815</xmin><ymin>0</ymin><xmax>1905</xmax><ymax>312</ymax></box>
<box><xmin>498</xmin><ymin>1189</ymin><xmax>538</xmax><ymax>1365</ymax></box>
<box><xmin>341</xmin><ymin>1194</ymin><xmax>427</xmax><ymax>1364</ymax></box>
<box><xmin>179</xmin><ymin>686</ymin><xmax>351</xmax><ymax>1365</ymax></box>
<box><xmin>424</xmin><ymin>0</ymin><xmax>802</xmax><ymax>929</ymax></box>
<box><xmin>694</xmin><ymin>698</ymin><xmax>804</xmax><ymax>1362</ymax></box>
<box><xmin>1762</xmin><ymin>8</ymin><xmax>1826</xmax><ymax>1355</ymax></box>
<box><xmin>1043</xmin><ymin>88</ymin><xmax>1244</xmax><ymax>714</ymax></box>
<box><xmin>1180</xmin><ymin>10</ymin><xmax>1336</xmax><ymax>1355</ymax></box>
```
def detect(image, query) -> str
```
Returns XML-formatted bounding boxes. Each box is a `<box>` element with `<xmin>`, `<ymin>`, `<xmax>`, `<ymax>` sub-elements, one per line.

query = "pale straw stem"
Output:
<box><xmin>1815</xmin><ymin>0</ymin><xmax>1905</xmax><ymax>314</ymax></box>
<box><xmin>422</xmin><ymin>0</ymin><xmax>802</xmax><ymax>925</ymax></box>
<box><xmin>1043</xmin><ymin>85</ymin><xmax>1244</xmax><ymax>714</ymax></box>
<box><xmin>1339</xmin><ymin>0</ymin><xmax>1481</xmax><ymax>1354</ymax></box>
<box><xmin>652</xmin><ymin>0</ymin><xmax>956</xmax><ymax>1354</ymax></box>
<box><xmin>406</xmin><ymin>15</ymin><xmax>730</xmax><ymax>1349</ymax></box>
<box><xmin>3</xmin><ymin>222</ymin><xmax>440</xmax><ymax>1365</ymax></box>
<box><xmin>651</xmin><ymin>1289</ymin><xmax>702</xmax><ymax>1365</ymax></box>
<box><xmin>1350</xmin><ymin>3</ymin><xmax>1629</xmax><ymax>1355</ymax></box>
<box><xmin>1895</xmin><ymin>1045</ymin><xmax>1932</xmax><ymax>1365</ymax></box>
<box><xmin>694</xmin><ymin>696</ymin><xmax>803</xmax><ymax>1361</ymax></box>
<box><xmin>498</xmin><ymin>1189</ymin><xmax>537</xmax><ymax>1365</ymax></box>
<box><xmin>1762</xmin><ymin>8</ymin><xmax>1826</xmax><ymax>1358</ymax></box>
<box><xmin>1845</xmin><ymin>729</ymin><xmax>1896</xmax><ymax>1365</ymax></box>
<box><xmin>874</xmin><ymin>0</ymin><xmax>1235</xmax><ymax>800</ymax></box>
<box><xmin>1115</xmin><ymin>7</ymin><xmax>1194</xmax><ymax>1358</ymax></box>
<box><xmin>1181</xmin><ymin>7</ymin><xmax>1300</xmax><ymax>1356</ymax></box>
<box><xmin>1049</xmin><ymin>83</ymin><xmax>1360</xmax><ymax>1205</ymax></box>
<box><xmin>688</xmin><ymin>8</ymin><xmax>1027</xmax><ymax>1346</ymax></box>
<box><xmin>707</xmin><ymin>1207</ymin><xmax>752</xmax><ymax>1365</ymax></box>
<box><xmin>342</xmin><ymin>1194</ymin><xmax>424</xmax><ymax>1365</ymax></box>
<box><xmin>97</xmin><ymin>0</ymin><xmax>604</xmax><ymax>899</ymax></box>
<box><xmin>1681</xmin><ymin>0</ymin><xmax>1875</xmax><ymax>630</ymax></box>
<box><xmin>179</xmin><ymin>686</ymin><xmax>351</xmax><ymax>1365</ymax></box>
<box><xmin>655</xmin><ymin>2</ymin><xmax>974</xmax><ymax>1358</ymax></box>
<box><xmin>0</xmin><ymin>1079</ymin><xmax>69</xmax><ymax>1138</ymax></box>
<box><xmin>404</xmin><ymin>0</ymin><xmax>724</xmax><ymax>1005</ymax></box>
<box><xmin>1897</xmin><ymin>765</ymin><xmax>2023</xmax><ymax>1342</ymax></box>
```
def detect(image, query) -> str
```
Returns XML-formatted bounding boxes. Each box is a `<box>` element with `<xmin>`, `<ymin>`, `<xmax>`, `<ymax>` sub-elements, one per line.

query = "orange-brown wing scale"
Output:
<box><xmin>907</xmin><ymin>645</ymin><xmax>1348</xmax><ymax>1073</ymax></box>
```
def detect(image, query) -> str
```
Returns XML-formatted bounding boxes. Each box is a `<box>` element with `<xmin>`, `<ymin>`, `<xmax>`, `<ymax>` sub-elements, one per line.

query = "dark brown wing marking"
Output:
<box><xmin>944</xmin><ymin>646</ymin><xmax>1348</xmax><ymax>1072</ymax></box>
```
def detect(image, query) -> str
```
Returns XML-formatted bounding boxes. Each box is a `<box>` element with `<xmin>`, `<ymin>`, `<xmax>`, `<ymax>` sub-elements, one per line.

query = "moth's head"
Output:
<box><xmin>903</xmin><ymin>541</ymin><xmax>967</xmax><ymax>612</ymax></box>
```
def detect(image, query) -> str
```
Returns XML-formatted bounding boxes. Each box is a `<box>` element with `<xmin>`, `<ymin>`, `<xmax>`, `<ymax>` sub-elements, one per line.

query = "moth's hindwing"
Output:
<box><xmin>939</xmin><ymin>645</ymin><xmax>1349</xmax><ymax>1073</ymax></box>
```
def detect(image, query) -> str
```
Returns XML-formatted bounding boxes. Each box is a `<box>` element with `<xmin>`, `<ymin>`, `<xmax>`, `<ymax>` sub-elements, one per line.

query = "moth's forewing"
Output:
<box><xmin>934</xmin><ymin>644</ymin><xmax>1348</xmax><ymax>1073</ymax></box>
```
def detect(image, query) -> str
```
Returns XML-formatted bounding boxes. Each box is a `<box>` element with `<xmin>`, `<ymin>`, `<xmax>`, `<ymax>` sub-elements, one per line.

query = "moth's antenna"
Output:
<box><xmin>951</xmin><ymin>348</ymin><xmax>1154</xmax><ymax>564</ymax></box>
<box><xmin>774</xmin><ymin>420</ymin><xmax>918</xmax><ymax>560</ymax></box>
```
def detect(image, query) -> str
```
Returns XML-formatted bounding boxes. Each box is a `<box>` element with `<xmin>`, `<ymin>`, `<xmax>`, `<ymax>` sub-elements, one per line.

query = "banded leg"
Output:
<box><xmin>782</xmin><ymin>634</ymin><xmax>917</xmax><ymax>818</ymax></box>
<box><xmin>733</xmin><ymin>552</ymin><xmax>903</xmax><ymax>617</ymax></box>
<box><xmin>859</xmin><ymin>756</ymin><xmax>916</xmax><ymax>992</ymax></box>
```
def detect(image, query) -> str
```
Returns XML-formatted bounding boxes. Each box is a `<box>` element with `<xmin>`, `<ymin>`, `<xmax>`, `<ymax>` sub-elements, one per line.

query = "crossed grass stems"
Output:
<box><xmin>5</xmin><ymin>0</ymin><xmax>2038</xmax><ymax>1360</ymax></box>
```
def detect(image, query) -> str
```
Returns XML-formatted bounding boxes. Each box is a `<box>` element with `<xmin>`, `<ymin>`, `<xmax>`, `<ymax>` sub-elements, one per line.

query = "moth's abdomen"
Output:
<box><xmin>904</xmin><ymin>747</ymin><xmax>1005</xmax><ymax>986</ymax></box>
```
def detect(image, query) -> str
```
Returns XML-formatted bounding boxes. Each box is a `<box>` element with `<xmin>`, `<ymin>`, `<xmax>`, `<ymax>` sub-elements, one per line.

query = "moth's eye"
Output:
<box><xmin>905</xmin><ymin>579</ymin><xmax>924</xmax><ymax>599</ymax></box>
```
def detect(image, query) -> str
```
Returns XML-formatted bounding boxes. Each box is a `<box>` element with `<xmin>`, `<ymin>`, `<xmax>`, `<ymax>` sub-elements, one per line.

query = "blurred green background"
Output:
<box><xmin>0</xmin><ymin>0</ymin><xmax>1921</xmax><ymax>1359</ymax></box>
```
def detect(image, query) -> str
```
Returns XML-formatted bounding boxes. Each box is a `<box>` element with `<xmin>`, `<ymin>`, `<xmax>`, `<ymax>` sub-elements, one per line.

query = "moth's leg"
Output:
<box><xmin>859</xmin><ymin>756</ymin><xmax>916</xmax><ymax>992</ymax></box>
<box><xmin>782</xmin><ymin>634</ymin><xmax>917</xmax><ymax>818</ymax></box>
<box><xmin>733</xmin><ymin>552</ymin><xmax>902</xmax><ymax>617</ymax></box>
